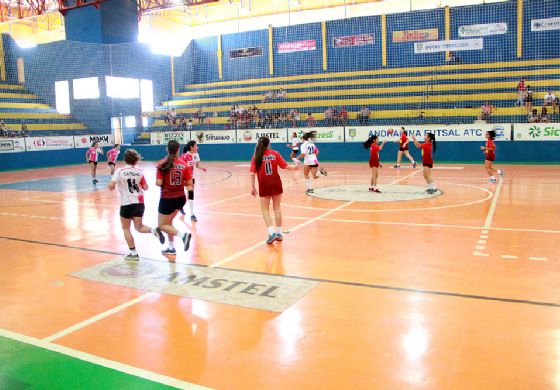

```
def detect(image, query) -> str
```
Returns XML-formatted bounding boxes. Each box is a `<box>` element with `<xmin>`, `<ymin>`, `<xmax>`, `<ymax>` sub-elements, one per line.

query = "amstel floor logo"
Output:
<box><xmin>528</xmin><ymin>125</ymin><xmax>542</xmax><ymax>138</ymax></box>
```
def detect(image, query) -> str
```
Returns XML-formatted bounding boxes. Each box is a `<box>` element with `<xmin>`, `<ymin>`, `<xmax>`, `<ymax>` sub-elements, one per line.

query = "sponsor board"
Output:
<box><xmin>72</xmin><ymin>258</ymin><xmax>318</xmax><ymax>312</ymax></box>
<box><xmin>229</xmin><ymin>46</ymin><xmax>263</xmax><ymax>59</ymax></box>
<box><xmin>333</xmin><ymin>33</ymin><xmax>374</xmax><ymax>48</ymax></box>
<box><xmin>294</xmin><ymin>127</ymin><xmax>344</xmax><ymax>143</ymax></box>
<box><xmin>193</xmin><ymin>130</ymin><xmax>236</xmax><ymax>144</ymax></box>
<box><xmin>278</xmin><ymin>40</ymin><xmax>316</xmax><ymax>54</ymax></box>
<box><xmin>237</xmin><ymin>129</ymin><xmax>287</xmax><ymax>143</ymax></box>
<box><xmin>25</xmin><ymin>136</ymin><xmax>75</xmax><ymax>151</ymax></box>
<box><xmin>0</xmin><ymin>138</ymin><xmax>25</xmax><ymax>153</ymax></box>
<box><xmin>345</xmin><ymin>124</ymin><xmax>510</xmax><ymax>142</ymax></box>
<box><xmin>74</xmin><ymin>134</ymin><xmax>115</xmax><ymax>148</ymax></box>
<box><xmin>150</xmin><ymin>131</ymin><xmax>191</xmax><ymax>145</ymax></box>
<box><xmin>458</xmin><ymin>23</ymin><xmax>507</xmax><ymax>37</ymax></box>
<box><xmin>414</xmin><ymin>38</ymin><xmax>483</xmax><ymax>54</ymax></box>
<box><xmin>514</xmin><ymin>123</ymin><xmax>560</xmax><ymax>141</ymax></box>
<box><xmin>392</xmin><ymin>28</ymin><xmax>438</xmax><ymax>43</ymax></box>
<box><xmin>531</xmin><ymin>17</ymin><xmax>560</xmax><ymax>32</ymax></box>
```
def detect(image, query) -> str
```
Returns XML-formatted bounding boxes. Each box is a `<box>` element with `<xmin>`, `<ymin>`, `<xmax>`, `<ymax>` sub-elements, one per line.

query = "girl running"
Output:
<box><xmin>411</xmin><ymin>133</ymin><xmax>438</xmax><ymax>194</ymax></box>
<box><xmin>106</xmin><ymin>144</ymin><xmax>121</xmax><ymax>176</ymax></box>
<box><xmin>480</xmin><ymin>130</ymin><xmax>504</xmax><ymax>184</ymax></box>
<box><xmin>180</xmin><ymin>141</ymin><xmax>207</xmax><ymax>222</ymax></box>
<box><xmin>287</xmin><ymin>132</ymin><xmax>300</xmax><ymax>159</ymax></box>
<box><xmin>363</xmin><ymin>135</ymin><xmax>387</xmax><ymax>193</ymax></box>
<box><xmin>156</xmin><ymin>140</ymin><xmax>193</xmax><ymax>255</ymax></box>
<box><xmin>394</xmin><ymin>127</ymin><xmax>417</xmax><ymax>168</ymax></box>
<box><xmin>250</xmin><ymin>136</ymin><xmax>299</xmax><ymax>244</ymax></box>
<box><xmin>85</xmin><ymin>142</ymin><xmax>103</xmax><ymax>184</ymax></box>
<box><xmin>294</xmin><ymin>131</ymin><xmax>327</xmax><ymax>195</ymax></box>
<box><xmin>108</xmin><ymin>149</ymin><xmax>165</xmax><ymax>261</ymax></box>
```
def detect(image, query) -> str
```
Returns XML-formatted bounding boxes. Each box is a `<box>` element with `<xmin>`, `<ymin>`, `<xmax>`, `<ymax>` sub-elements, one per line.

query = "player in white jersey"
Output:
<box><xmin>294</xmin><ymin>131</ymin><xmax>327</xmax><ymax>194</ymax></box>
<box><xmin>180</xmin><ymin>141</ymin><xmax>207</xmax><ymax>221</ymax></box>
<box><xmin>108</xmin><ymin>149</ymin><xmax>164</xmax><ymax>261</ymax></box>
<box><xmin>287</xmin><ymin>132</ymin><xmax>300</xmax><ymax>159</ymax></box>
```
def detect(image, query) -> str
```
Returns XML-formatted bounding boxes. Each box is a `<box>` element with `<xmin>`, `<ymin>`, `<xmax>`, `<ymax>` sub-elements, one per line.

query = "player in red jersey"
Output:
<box><xmin>108</xmin><ymin>149</ymin><xmax>165</xmax><ymax>260</ymax></box>
<box><xmin>250</xmin><ymin>136</ymin><xmax>299</xmax><ymax>244</ymax></box>
<box><xmin>394</xmin><ymin>128</ymin><xmax>416</xmax><ymax>169</ymax></box>
<box><xmin>85</xmin><ymin>142</ymin><xmax>103</xmax><ymax>184</ymax></box>
<box><xmin>156</xmin><ymin>140</ymin><xmax>193</xmax><ymax>255</ymax></box>
<box><xmin>179</xmin><ymin>141</ymin><xmax>207</xmax><ymax>222</ymax></box>
<box><xmin>106</xmin><ymin>144</ymin><xmax>121</xmax><ymax>176</ymax></box>
<box><xmin>412</xmin><ymin>133</ymin><xmax>438</xmax><ymax>194</ymax></box>
<box><xmin>363</xmin><ymin>135</ymin><xmax>387</xmax><ymax>193</ymax></box>
<box><xmin>480</xmin><ymin>130</ymin><xmax>504</xmax><ymax>184</ymax></box>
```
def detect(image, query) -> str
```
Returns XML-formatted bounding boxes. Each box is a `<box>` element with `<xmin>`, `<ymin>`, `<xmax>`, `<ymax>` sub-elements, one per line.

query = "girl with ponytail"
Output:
<box><xmin>294</xmin><ymin>131</ymin><xmax>328</xmax><ymax>194</ymax></box>
<box><xmin>480</xmin><ymin>130</ymin><xmax>503</xmax><ymax>183</ymax></box>
<box><xmin>250</xmin><ymin>136</ymin><xmax>299</xmax><ymax>244</ymax></box>
<box><xmin>412</xmin><ymin>132</ymin><xmax>438</xmax><ymax>194</ymax></box>
<box><xmin>363</xmin><ymin>135</ymin><xmax>387</xmax><ymax>193</ymax></box>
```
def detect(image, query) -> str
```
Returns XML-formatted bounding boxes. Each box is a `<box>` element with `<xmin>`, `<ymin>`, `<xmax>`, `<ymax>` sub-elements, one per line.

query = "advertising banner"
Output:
<box><xmin>74</xmin><ymin>134</ymin><xmax>115</xmax><ymax>148</ymax></box>
<box><xmin>0</xmin><ymin>138</ymin><xmax>25</xmax><ymax>153</ymax></box>
<box><xmin>458</xmin><ymin>23</ymin><xmax>507</xmax><ymax>37</ymax></box>
<box><xmin>345</xmin><ymin>124</ymin><xmax>510</xmax><ymax>142</ymax></box>
<box><xmin>414</xmin><ymin>38</ymin><xmax>483</xmax><ymax>53</ymax></box>
<box><xmin>392</xmin><ymin>29</ymin><xmax>438</xmax><ymax>43</ymax></box>
<box><xmin>150</xmin><ymin>131</ymin><xmax>191</xmax><ymax>145</ymax></box>
<box><xmin>513</xmin><ymin>123</ymin><xmax>560</xmax><ymax>141</ymax></box>
<box><xmin>193</xmin><ymin>130</ymin><xmax>236</xmax><ymax>144</ymax></box>
<box><xmin>278</xmin><ymin>40</ymin><xmax>316</xmax><ymax>54</ymax></box>
<box><xmin>237</xmin><ymin>129</ymin><xmax>287</xmax><ymax>144</ymax></box>
<box><xmin>25</xmin><ymin>136</ymin><xmax>75</xmax><ymax>152</ymax></box>
<box><xmin>229</xmin><ymin>47</ymin><xmax>263</xmax><ymax>59</ymax></box>
<box><xmin>294</xmin><ymin>127</ymin><xmax>344</xmax><ymax>143</ymax></box>
<box><xmin>333</xmin><ymin>34</ymin><xmax>374</xmax><ymax>48</ymax></box>
<box><xmin>531</xmin><ymin>17</ymin><xmax>560</xmax><ymax>32</ymax></box>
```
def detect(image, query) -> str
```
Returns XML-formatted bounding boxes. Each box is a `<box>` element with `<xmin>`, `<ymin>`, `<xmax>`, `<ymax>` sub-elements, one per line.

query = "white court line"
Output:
<box><xmin>0</xmin><ymin>328</ymin><xmax>210</xmax><ymax>390</ymax></box>
<box><xmin>480</xmin><ymin>235</ymin><xmax>489</xmax><ymax>239</ymax></box>
<box><xmin>472</xmin><ymin>176</ymin><xmax>503</xmax><ymax>257</ymax></box>
<box><xmin>529</xmin><ymin>257</ymin><xmax>548</xmax><ymax>261</ymax></box>
<box><xmin>478</xmin><ymin>240</ymin><xmax>487</xmax><ymax>245</ymax></box>
<box><xmin>500</xmin><ymin>255</ymin><xmax>519</xmax><ymax>260</ymax></box>
<box><xmin>473</xmin><ymin>251</ymin><xmax>489</xmax><ymax>257</ymax></box>
<box><xmin>43</xmin><ymin>293</ymin><xmax>158</xmax><ymax>343</ymax></box>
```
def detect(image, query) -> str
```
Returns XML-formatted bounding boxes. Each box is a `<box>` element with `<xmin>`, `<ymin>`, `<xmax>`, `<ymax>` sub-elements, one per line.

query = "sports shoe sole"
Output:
<box><xmin>183</xmin><ymin>233</ymin><xmax>192</xmax><ymax>251</ymax></box>
<box><xmin>154</xmin><ymin>228</ymin><xmax>165</xmax><ymax>244</ymax></box>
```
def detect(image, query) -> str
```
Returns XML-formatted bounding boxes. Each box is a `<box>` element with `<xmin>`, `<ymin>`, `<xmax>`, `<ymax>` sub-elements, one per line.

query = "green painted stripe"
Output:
<box><xmin>0</xmin><ymin>336</ymin><xmax>176</xmax><ymax>389</ymax></box>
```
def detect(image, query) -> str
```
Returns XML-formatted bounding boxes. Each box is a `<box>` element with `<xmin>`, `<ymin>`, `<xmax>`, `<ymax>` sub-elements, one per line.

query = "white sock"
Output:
<box><xmin>130</xmin><ymin>248</ymin><xmax>137</xmax><ymax>256</ymax></box>
<box><xmin>168</xmin><ymin>240</ymin><xmax>175</xmax><ymax>250</ymax></box>
<box><xmin>306</xmin><ymin>179</ymin><xmax>313</xmax><ymax>190</ymax></box>
<box><xmin>276</xmin><ymin>227</ymin><xmax>282</xmax><ymax>234</ymax></box>
<box><xmin>428</xmin><ymin>182</ymin><xmax>435</xmax><ymax>190</ymax></box>
<box><xmin>188</xmin><ymin>199</ymin><xmax>194</xmax><ymax>215</ymax></box>
<box><xmin>267</xmin><ymin>226</ymin><xmax>275</xmax><ymax>235</ymax></box>
<box><xmin>490</xmin><ymin>176</ymin><xmax>496</xmax><ymax>180</ymax></box>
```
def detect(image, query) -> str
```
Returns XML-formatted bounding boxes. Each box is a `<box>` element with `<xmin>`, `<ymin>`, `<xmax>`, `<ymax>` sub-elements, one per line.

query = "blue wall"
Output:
<box><xmin>192</xmin><ymin>37</ymin><xmax>219</xmax><ymax>84</ymax></box>
<box><xmin>523</xmin><ymin>0</ymin><xmax>560</xmax><ymax>59</ymax></box>
<box><xmin>273</xmin><ymin>23</ymin><xmax>323</xmax><ymax>77</ymax></box>
<box><xmin>223</xmin><ymin>30</ymin><xmax>269</xmax><ymax>80</ymax></box>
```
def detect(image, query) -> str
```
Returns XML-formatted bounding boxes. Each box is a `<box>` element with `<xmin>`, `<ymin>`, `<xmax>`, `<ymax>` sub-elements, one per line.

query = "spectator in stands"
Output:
<box><xmin>187</xmin><ymin>118</ymin><xmax>194</xmax><ymax>130</ymax></box>
<box><xmin>294</xmin><ymin>109</ymin><xmax>301</xmax><ymax>127</ymax></box>
<box><xmin>480</xmin><ymin>102</ymin><xmax>496</xmax><ymax>123</ymax></box>
<box><xmin>324</xmin><ymin>107</ymin><xmax>333</xmax><ymax>126</ymax></box>
<box><xmin>306</xmin><ymin>112</ymin><xmax>316</xmax><ymax>127</ymax></box>
<box><xmin>540</xmin><ymin>108</ymin><xmax>550</xmax><ymax>123</ymax></box>
<box><xmin>528</xmin><ymin>108</ymin><xmax>539</xmax><ymax>123</ymax></box>
<box><xmin>332</xmin><ymin>107</ymin><xmax>340</xmax><ymax>125</ymax></box>
<box><xmin>288</xmin><ymin>109</ymin><xmax>296</xmax><ymax>128</ymax></box>
<box><xmin>357</xmin><ymin>106</ymin><xmax>370</xmax><ymax>125</ymax></box>
<box><xmin>515</xmin><ymin>78</ymin><xmax>526</xmax><ymax>107</ymax></box>
<box><xmin>263</xmin><ymin>90</ymin><xmax>274</xmax><ymax>103</ymax></box>
<box><xmin>524</xmin><ymin>85</ymin><xmax>534</xmax><ymax>111</ymax></box>
<box><xmin>340</xmin><ymin>107</ymin><xmax>348</xmax><ymax>126</ymax></box>
<box><xmin>20</xmin><ymin>123</ymin><xmax>28</xmax><ymax>136</ymax></box>
<box><xmin>277</xmin><ymin>88</ymin><xmax>286</xmax><ymax>99</ymax></box>
<box><xmin>446</xmin><ymin>52</ymin><xmax>461</xmax><ymax>64</ymax></box>
<box><xmin>543</xmin><ymin>91</ymin><xmax>558</xmax><ymax>114</ymax></box>
<box><xmin>196</xmin><ymin>108</ymin><xmax>205</xmax><ymax>125</ymax></box>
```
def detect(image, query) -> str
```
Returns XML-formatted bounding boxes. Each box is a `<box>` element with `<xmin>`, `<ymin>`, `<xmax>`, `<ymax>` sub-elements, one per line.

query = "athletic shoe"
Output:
<box><xmin>497</xmin><ymin>169</ymin><xmax>504</xmax><ymax>176</ymax></box>
<box><xmin>393</xmin><ymin>165</ymin><xmax>400</xmax><ymax>168</ymax></box>
<box><xmin>319</xmin><ymin>167</ymin><xmax>327</xmax><ymax>176</ymax></box>
<box><xmin>426</xmin><ymin>189</ymin><xmax>436</xmax><ymax>194</ymax></box>
<box><xmin>191</xmin><ymin>215</ymin><xmax>197</xmax><ymax>222</ymax></box>
<box><xmin>152</xmin><ymin>227</ymin><xmax>165</xmax><ymax>244</ymax></box>
<box><xmin>93</xmin><ymin>179</ymin><xmax>99</xmax><ymax>184</ymax></box>
<box><xmin>488</xmin><ymin>178</ymin><xmax>497</xmax><ymax>183</ymax></box>
<box><xmin>306</xmin><ymin>189</ymin><xmax>314</xmax><ymax>195</ymax></box>
<box><xmin>162</xmin><ymin>248</ymin><xmax>176</xmax><ymax>255</ymax></box>
<box><xmin>368</xmin><ymin>187</ymin><xmax>374</xmax><ymax>192</ymax></box>
<box><xmin>266</xmin><ymin>233</ymin><xmax>277</xmax><ymax>244</ymax></box>
<box><xmin>182</xmin><ymin>232</ymin><xmax>192</xmax><ymax>251</ymax></box>
<box><xmin>412</xmin><ymin>162</ymin><xmax>417</xmax><ymax>168</ymax></box>
<box><xmin>124</xmin><ymin>253</ymin><xmax>139</xmax><ymax>261</ymax></box>
<box><xmin>372</xmin><ymin>188</ymin><xmax>381</xmax><ymax>193</ymax></box>
<box><xmin>275</xmin><ymin>233</ymin><xmax>283</xmax><ymax>241</ymax></box>
<box><xmin>179</xmin><ymin>209</ymin><xmax>186</xmax><ymax>215</ymax></box>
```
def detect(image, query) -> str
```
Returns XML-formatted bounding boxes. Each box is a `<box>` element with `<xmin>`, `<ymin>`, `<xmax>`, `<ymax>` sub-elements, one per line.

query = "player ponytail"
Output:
<box><xmin>427</xmin><ymin>132</ymin><xmax>437</xmax><ymax>153</ymax></box>
<box><xmin>183</xmin><ymin>140</ymin><xmax>196</xmax><ymax>154</ymax></box>
<box><xmin>159</xmin><ymin>140</ymin><xmax>180</xmax><ymax>173</ymax></box>
<box><xmin>363</xmin><ymin>135</ymin><xmax>378</xmax><ymax>149</ymax></box>
<box><xmin>488</xmin><ymin>130</ymin><xmax>496</xmax><ymax>140</ymax></box>
<box><xmin>254</xmin><ymin>136</ymin><xmax>270</xmax><ymax>171</ymax></box>
<box><xmin>302</xmin><ymin>131</ymin><xmax>317</xmax><ymax>141</ymax></box>
<box><xmin>124</xmin><ymin>149</ymin><xmax>141</xmax><ymax>165</ymax></box>
<box><xmin>401</xmin><ymin>127</ymin><xmax>407</xmax><ymax>136</ymax></box>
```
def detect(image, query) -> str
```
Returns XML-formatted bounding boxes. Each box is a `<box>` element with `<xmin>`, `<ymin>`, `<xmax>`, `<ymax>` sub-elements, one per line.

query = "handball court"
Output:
<box><xmin>1</xmin><ymin>161</ymin><xmax>559</xmax><ymax>389</ymax></box>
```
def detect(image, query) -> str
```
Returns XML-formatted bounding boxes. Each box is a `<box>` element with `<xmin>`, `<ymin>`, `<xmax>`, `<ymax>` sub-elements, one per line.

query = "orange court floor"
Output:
<box><xmin>1</xmin><ymin>161</ymin><xmax>560</xmax><ymax>389</ymax></box>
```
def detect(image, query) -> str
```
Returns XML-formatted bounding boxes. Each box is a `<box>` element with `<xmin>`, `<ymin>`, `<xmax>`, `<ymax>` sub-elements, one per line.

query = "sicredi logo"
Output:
<box><xmin>528</xmin><ymin>125</ymin><xmax>541</xmax><ymax>138</ymax></box>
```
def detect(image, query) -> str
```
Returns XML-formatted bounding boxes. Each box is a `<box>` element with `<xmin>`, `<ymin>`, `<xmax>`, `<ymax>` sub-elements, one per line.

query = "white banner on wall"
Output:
<box><xmin>193</xmin><ymin>130</ymin><xmax>236</xmax><ymax>144</ymax></box>
<box><xmin>414</xmin><ymin>38</ymin><xmax>483</xmax><ymax>53</ymax></box>
<box><xmin>294</xmin><ymin>127</ymin><xmax>344</xmax><ymax>143</ymax></box>
<box><xmin>514</xmin><ymin>123</ymin><xmax>560</xmax><ymax>141</ymax></box>
<box><xmin>237</xmin><ymin>129</ymin><xmax>287</xmax><ymax>144</ymax></box>
<box><xmin>458</xmin><ymin>23</ymin><xmax>507</xmax><ymax>37</ymax></box>
<box><xmin>345</xmin><ymin>124</ymin><xmax>510</xmax><ymax>142</ymax></box>
<box><xmin>150</xmin><ymin>131</ymin><xmax>191</xmax><ymax>145</ymax></box>
<box><xmin>531</xmin><ymin>17</ymin><xmax>560</xmax><ymax>32</ymax></box>
<box><xmin>0</xmin><ymin>138</ymin><xmax>26</xmax><ymax>153</ymax></box>
<box><xmin>74</xmin><ymin>134</ymin><xmax>115</xmax><ymax>148</ymax></box>
<box><xmin>25</xmin><ymin>136</ymin><xmax>75</xmax><ymax>152</ymax></box>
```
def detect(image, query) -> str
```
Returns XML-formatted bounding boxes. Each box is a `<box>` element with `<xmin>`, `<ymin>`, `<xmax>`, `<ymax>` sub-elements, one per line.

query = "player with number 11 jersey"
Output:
<box><xmin>250</xmin><ymin>148</ymin><xmax>288</xmax><ymax>197</ymax></box>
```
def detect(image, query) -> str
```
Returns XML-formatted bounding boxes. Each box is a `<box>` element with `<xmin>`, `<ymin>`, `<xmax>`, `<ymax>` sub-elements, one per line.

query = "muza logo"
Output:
<box><xmin>90</xmin><ymin>135</ymin><xmax>109</xmax><ymax>143</ymax></box>
<box><xmin>528</xmin><ymin>125</ymin><xmax>541</xmax><ymax>138</ymax></box>
<box><xmin>33</xmin><ymin>139</ymin><xmax>46</xmax><ymax>148</ymax></box>
<box><xmin>196</xmin><ymin>132</ymin><xmax>204</xmax><ymax>143</ymax></box>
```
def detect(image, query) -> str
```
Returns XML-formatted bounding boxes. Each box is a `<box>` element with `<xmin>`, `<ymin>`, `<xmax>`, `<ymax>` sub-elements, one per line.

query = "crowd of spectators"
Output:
<box><xmin>0</xmin><ymin>120</ymin><xmax>29</xmax><ymax>138</ymax></box>
<box><xmin>515</xmin><ymin>78</ymin><xmax>558</xmax><ymax>123</ymax></box>
<box><xmin>163</xmin><ymin>107</ymin><xmax>210</xmax><ymax>130</ymax></box>
<box><xmin>262</xmin><ymin>88</ymin><xmax>287</xmax><ymax>103</ymax></box>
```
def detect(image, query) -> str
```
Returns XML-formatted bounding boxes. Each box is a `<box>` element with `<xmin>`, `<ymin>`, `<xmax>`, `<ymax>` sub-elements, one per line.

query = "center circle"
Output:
<box><xmin>308</xmin><ymin>184</ymin><xmax>442</xmax><ymax>202</ymax></box>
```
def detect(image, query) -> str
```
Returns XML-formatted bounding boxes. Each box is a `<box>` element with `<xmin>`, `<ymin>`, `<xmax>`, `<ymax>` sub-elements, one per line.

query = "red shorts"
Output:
<box><xmin>258</xmin><ymin>180</ymin><xmax>283</xmax><ymax>198</ymax></box>
<box><xmin>399</xmin><ymin>147</ymin><xmax>408</xmax><ymax>152</ymax></box>
<box><xmin>485</xmin><ymin>156</ymin><xmax>495</xmax><ymax>162</ymax></box>
<box><xmin>423</xmin><ymin>163</ymin><xmax>433</xmax><ymax>168</ymax></box>
<box><xmin>369</xmin><ymin>158</ymin><xmax>380</xmax><ymax>168</ymax></box>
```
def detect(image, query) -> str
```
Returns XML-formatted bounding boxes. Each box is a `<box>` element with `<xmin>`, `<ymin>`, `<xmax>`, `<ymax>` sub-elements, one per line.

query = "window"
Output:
<box><xmin>106</xmin><ymin>76</ymin><xmax>140</xmax><ymax>99</ymax></box>
<box><xmin>140</xmin><ymin>79</ymin><xmax>154</xmax><ymax>113</ymax></box>
<box><xmin>125</xmin><ymin>116</ymin><xmax>136</xmax><ymax>128</ymax></box>
<box><xmin>73</xmin><ymin>77</ymin><xmax>99</xmax><ymax>99</ymax></box>
<box><xmin>55</xmin><ymin>80</ymin><xmax>70</xmax><ymax>114</ymax></box>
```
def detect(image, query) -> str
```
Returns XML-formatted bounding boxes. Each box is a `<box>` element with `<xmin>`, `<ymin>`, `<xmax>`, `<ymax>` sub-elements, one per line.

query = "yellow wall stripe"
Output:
<box><xmin>517</xmin><ymin>0</ymin><xmax>523</xmax><ymax>58</ymax></box>
<box><xmin>0</xmin><ymin>37</ymin><xmax>6</xmax><ymax>82</ymax></box>
<box><xmin>381</xmin><ymin>15</ymin><xmax>387</xmax><ymax>67</ymax></box>
<box><xmin>322</xmin><ymin>21</ymin><xmax>327</xmax><ymax>71</ymax></box>
<box><xmin>268</xmin><ymin>26</ymin><xmax>274</xmax><ymax>75</ymax></box>
<box><xmin>217</xmin><ymin>35</ymin><xmax>223</xmax><ymax>80</ymax></box>
<box><xmin>444</xmin><ymin>6</ymin><xmax>450</xmax><ymax>62</ymax></box>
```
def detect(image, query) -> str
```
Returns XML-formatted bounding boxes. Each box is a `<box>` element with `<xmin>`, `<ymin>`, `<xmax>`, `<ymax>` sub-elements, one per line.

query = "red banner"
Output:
<box><xmin>278</xmin><ymin>40</ymin><xmax>317</xmax><ymax>54</ymax></box>
<box><xmin>333</xmin><ymin>34</ymin><xmax>374</xmax><ymax>48</ymax></box>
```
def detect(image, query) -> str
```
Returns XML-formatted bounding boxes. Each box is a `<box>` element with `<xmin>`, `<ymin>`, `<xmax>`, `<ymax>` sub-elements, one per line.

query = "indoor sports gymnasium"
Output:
<box><xmin>0</xmin><ymin>0</ymin><xmax>559</xmax><ymax>388</ymax></box>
